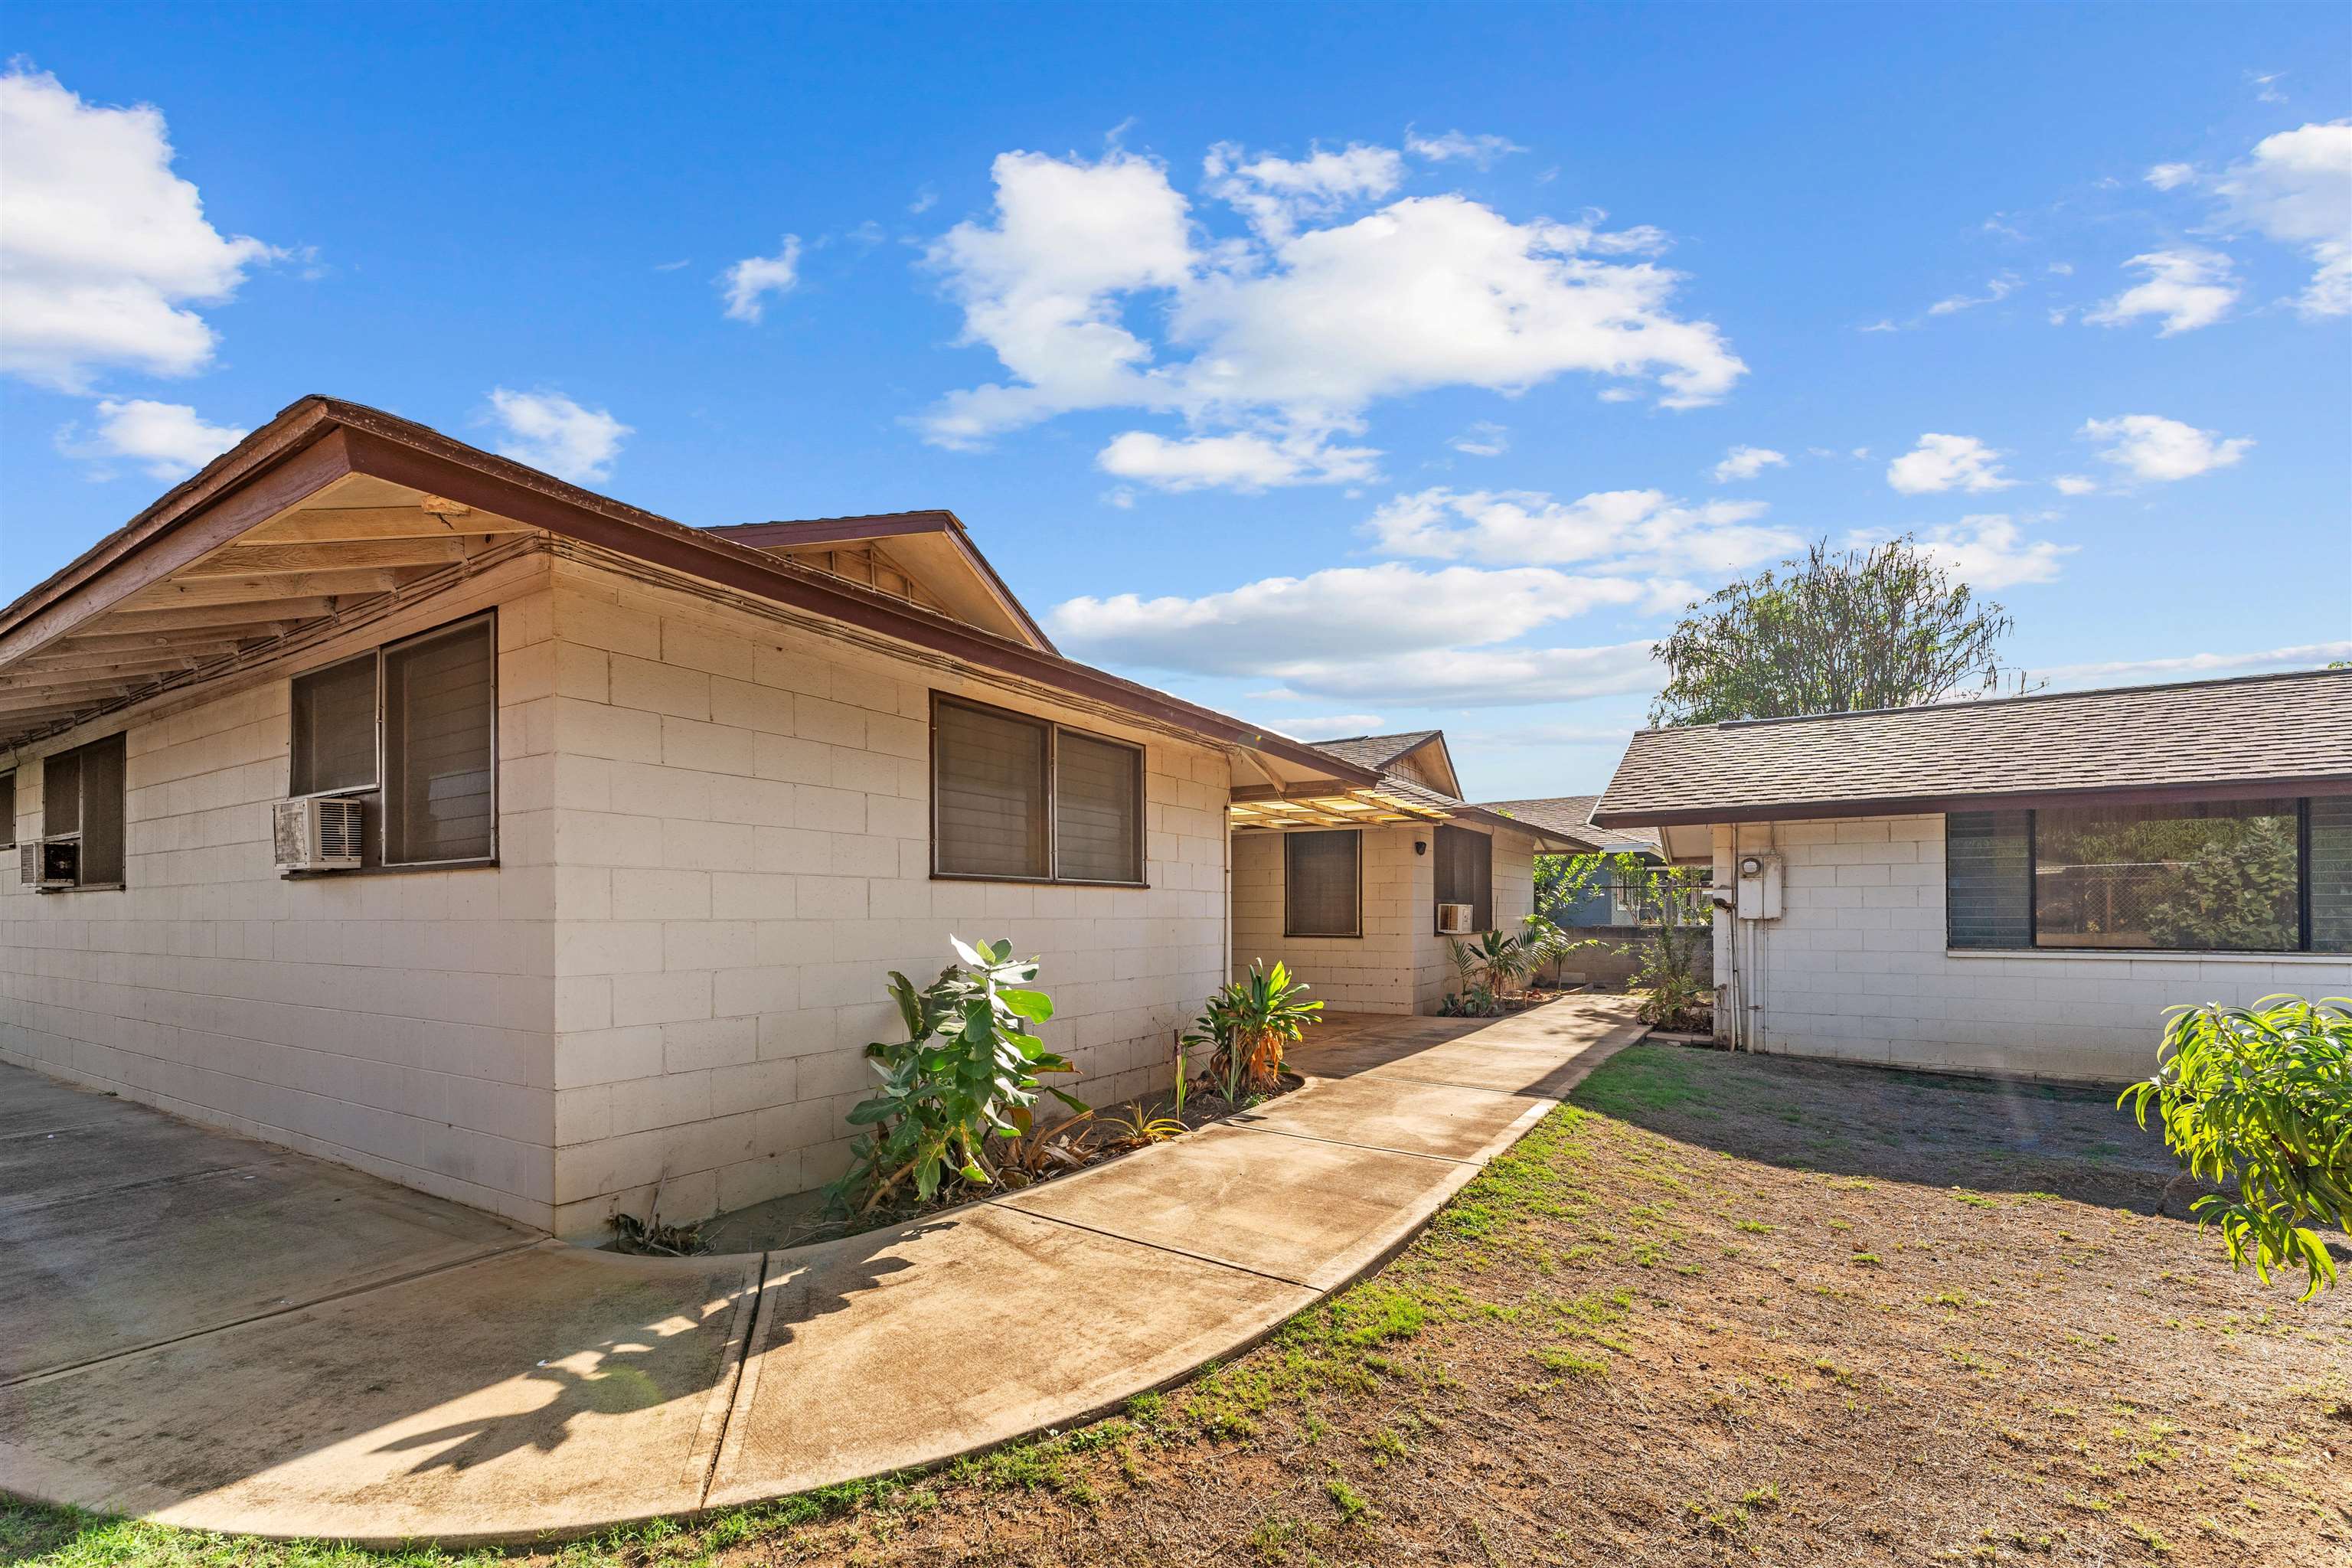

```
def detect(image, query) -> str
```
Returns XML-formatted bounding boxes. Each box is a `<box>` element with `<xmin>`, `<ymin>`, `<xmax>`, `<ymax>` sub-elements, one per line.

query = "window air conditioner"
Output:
<box><xmin>1436</xmin><ymin>901</ymin><xmax>1474</xmax><ymax>934</ymax></box>
<box><xmin>21</xmin><ymin>838</ymin><xmax>77</xmax><ymax>890</ymax></box>
<box><xmin>274</xmin><ymin>796</ymin><xmax>364</xmax><ymax>872</ymax></box>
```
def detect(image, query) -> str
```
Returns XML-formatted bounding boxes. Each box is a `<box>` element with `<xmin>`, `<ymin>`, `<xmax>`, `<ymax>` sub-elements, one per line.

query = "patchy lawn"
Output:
<box><xmin>7</xmin><ymin>1044</ymin><xmax>2347</xmax><ymax>1567</ymax></box>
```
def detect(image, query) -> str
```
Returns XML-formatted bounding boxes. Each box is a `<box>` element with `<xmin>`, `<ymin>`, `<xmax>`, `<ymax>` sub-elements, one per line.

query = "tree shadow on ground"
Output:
<box><xmin>1567</xmin><ymin>1041</ymin><xmax>2198</xmax><ymax>1220</ymax></box>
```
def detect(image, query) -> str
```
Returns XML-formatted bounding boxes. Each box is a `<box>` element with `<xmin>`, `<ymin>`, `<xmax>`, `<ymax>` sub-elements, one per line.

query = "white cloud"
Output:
<box><xmin>57</xmin><ymin>397</ymin><xmax>249</xmax><ymax>479</ymax></box>
<box><xmin>1266</xmin><ymin>714</ymin><xmax>1386</xmax><ymax>739</ymax></box>
<box><xmin>2084</xmin><ymin>248</ymin><xmax>2239</xmax><ymax>335</ymax></box>
<box><xmin>1285</xmin><ymin>641</ymin><xmax>1660</xmax><ymax>707</ymax></box>
<box><xmin>1050</xmin><ymin>562</ymin><xmax>1646</xmax><ymax>677</ymax></box>
<box><xmin>2079</xmin><ymin>413</ymin><xmax>2252</xmax><ymax>482</ymax></box>
<box><xmin>0</xmin><ymin>67</ymin><xmax>277</xmax><ymax>391</ymax></box>
<box><xmin>908</xmin><ymin>185</ymin><xmax>938</xmax><ymax>215</ymax></box>
<box><xmin>1203</xmin><ymin>141</ymin><xmax>1403</xmax><ymax>240</ymax></box>
<box><xmin>2050</xmin><ymin>474</ymin><xmax>2099</xmax><ymax>496</ymax></box>
<box><xmin>2213</xmin><ymin>121</ymin><xmax>2351</xmax><ymax>317</ymax></box>
<box><xmin>915</xmin><ymin>143</ymin><xmax>1745</xmax><ymax>482</ymax></box>
<box><xmin>1403</xmin><ymin>129</ymin><xmax>1528</xmax><ymax>168</ymax></box>
<box><xmin>720</xmin><ymin>236</ymin><xmax>801</xmax><ymax>322</ymax></box>
<box><xmin>1096</xmin><ymin>425</ymin><xmax>1379</xmax><ymax>491</ymax></box>
<box><xmin>1896</xmin><ymin>514</ymin><xmax>2072</xmax><ymax>589</ymax></box>
<box><xmin>1710</xmin><ymin>445</ymin><xmax>1786</xmax><ymax>483</ymax></box>
<box><xmin>1364</xmin><ymin>485</ymin><xmax>1792</xmax><ymax>577</ymax></box>
<box><xmin>1926</xmin><ymin>272</ymin><xmax>2022</xmax><ymax>315</ymax></box>
<box><xmin>2036</xmin><ymin>640</ymin><xmax>2352</xmax><ymax>689</ymax></box>
<box><xmin>1450</xmin><ymin>421</ymin><xmax>1508</xmax><ymax>458</ymax></box>
<box><xmin>485</xmin><ymin>388</ymin><xmax>632</xmax><ymax>483</ymax></box>
<box><xmin>1886</xmin><ymin>433</ymin><xmax>2015</xmax><ymax>495</ymax></box>
<box><xmin>2145</xmin><ymin>162</ymin><xmax>2197</xmax><ymax>191</ymax></box>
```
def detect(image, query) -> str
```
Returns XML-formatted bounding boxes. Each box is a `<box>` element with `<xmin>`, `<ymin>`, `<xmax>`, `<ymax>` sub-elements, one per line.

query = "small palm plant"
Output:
<box><xmin>1188</xmin><ymin>959</ymin><xmax>1322</xmax><ymax>1101</ymax></box>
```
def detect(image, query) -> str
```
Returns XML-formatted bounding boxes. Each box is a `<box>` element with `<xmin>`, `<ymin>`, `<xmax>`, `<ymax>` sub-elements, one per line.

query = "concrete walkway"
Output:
<box><xmin>0</xmin><ymin>996</ymin><xmax>1644</xmax><ymax>1545</ymax></box>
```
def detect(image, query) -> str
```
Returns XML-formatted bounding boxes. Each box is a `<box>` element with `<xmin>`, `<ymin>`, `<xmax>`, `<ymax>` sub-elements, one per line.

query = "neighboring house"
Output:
<box><xmin>0</xmin><ymin>396</ymin><xmax>1393</xmax><ymax>1239</ymax></box>
<box><xmin>1227</xmin><ymin>730</ymin><xmax>1592</xmax><ymax>1013</ymax></box>
<box><xmin>1477</xmin><ymin>794</ymin><xmax>1664</xmax><ymax>926</ymax></box>
<box><xmin>1591</xmin><ymin>671</ymin><xmax>2352</xmax><ymax>1083</ymax></box>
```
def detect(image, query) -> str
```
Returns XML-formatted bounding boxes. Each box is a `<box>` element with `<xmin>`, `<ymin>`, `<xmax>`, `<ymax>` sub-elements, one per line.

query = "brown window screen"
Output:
<box><xmin>934</xmin><ymin>698</ymin><xmax>1050</xmax><ymax>879</ymax></box>
<box><xmin>292</xmin><ymin>655</ymin><xmax>379</xmax><ymax>795</ymax></box>
<box><xmin>1285</xmin><ymin>829</ymin><xmax>1361</xmax><ymax>937</ymax></box>
<box><xmin>384</xmin><ymin>619</ymin><xmax>495</xmax><ymax>865</ymax></box>
<box><xmin>0</xmin><ymin>772</ymin><xmax>15</xmax><ymax>847</ymax></box>
<box><xmin>44</xmin><ymin>733</ymin><xmax>126</xmax><ymax>885</ymax></box>
<box><xmin>1434</xmin><ymin>825</ymin><xmax>1491</xmax><ymax>932</ymax></box>
<box><xmin>1054</xmin><ymin>731</ymin><xmax>1142</xmax><ymax>884</ymax></box>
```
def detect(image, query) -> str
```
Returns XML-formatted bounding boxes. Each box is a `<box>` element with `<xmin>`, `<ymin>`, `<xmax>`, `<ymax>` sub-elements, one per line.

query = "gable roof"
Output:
<box><xmin>1591</xmin><ymin>668</ymin><xmax>2352</xmax><ymax>827</ymax></box>
<box><xmin>700</xmin><ymin>511</ymin><xmax>1053</xmax><ymax>652</ymax></box>
<box><xmin>1304</xmin><ymin>729</ymin><xmax>1462</xmax><ymax>799</ymax></box>
<box><xmin>1478</xmin><ymin>795</ymin><xmax>1663</xmax><ymax>856</ymax></box>
<box><xmin>0</xmin><ymin>395</ymin><xmax>1372</xmax><ymax>789</ymax></box>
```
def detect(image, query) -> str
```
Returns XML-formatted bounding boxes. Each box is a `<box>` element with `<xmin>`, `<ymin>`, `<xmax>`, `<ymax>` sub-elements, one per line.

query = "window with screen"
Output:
<box><xmin>1434</xmin><ymin>824</ymin><xmax>1493</xmax><ymax>933</ymax></box>
<box><xmin>285</xmin><ymin>613</ymin><xmax>497</xmax><ymax>870</ymax></box>
<box><xmin>1946</xmin><ymin>797</ymin><xmax>2349</xmax><ymax>955</ymax></box>
<box><xmin>1285</xmin><ymin>829</ymin><xmax>1361</xmax><ymax>937</ymax></box>
<box><xmin>931</xmin><ymin>696</ymin><xmax>1145</xmax><ymax>884</ymax></box>
<box><xmin>43</xmin><ymin>733</ymin><xmax>126</xmax><ymax>887</ymax></box>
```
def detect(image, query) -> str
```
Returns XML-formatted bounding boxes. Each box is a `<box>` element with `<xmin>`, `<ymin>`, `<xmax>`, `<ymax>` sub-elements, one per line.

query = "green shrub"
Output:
<box><xmin>2120</xmin><ymin>995</ymin><xmax>2351</xmax><ymax>1299</ymax></box>
<box><xmin>831</xmin><ymin>937</ymin><xmax>1084</xmax><ymax>1214</ymax></box>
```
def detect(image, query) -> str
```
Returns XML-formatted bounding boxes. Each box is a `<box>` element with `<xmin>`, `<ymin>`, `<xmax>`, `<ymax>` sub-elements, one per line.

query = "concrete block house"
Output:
<box><xmin>1592</xmin><ymin>672</ymin><xmax>2352</xmax><ymax>1083</ymax></box>
<box><xmin>1227</xmin><ymin>730</ymin><xmax>1592</xmax><ymax>1013</ymax></box>
<box><xmin>0</xmin><ymin>396</ymin><xmax>1432</xmax><ymax>1239</ymax></box>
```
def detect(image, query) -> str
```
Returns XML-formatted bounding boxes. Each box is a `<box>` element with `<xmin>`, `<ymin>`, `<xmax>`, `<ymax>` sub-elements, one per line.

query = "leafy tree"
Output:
<box><xmin>1650</xmin><ymin>537</ymin><xmax>2017</xmax><ymax>726</ymax></box>
<box><xmin>2121</xmin><ymin>995</ymin><xmax>2352</xmax><ymax>1299</ymax></box>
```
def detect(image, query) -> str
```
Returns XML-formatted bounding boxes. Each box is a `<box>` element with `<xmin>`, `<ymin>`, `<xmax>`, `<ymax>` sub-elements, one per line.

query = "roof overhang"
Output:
<box><xmin>0</xmin><ymin>396</ymin><xmax>1376</xmax><ymax>786</ymax></box>
<box><xmin>1228</xmin><ymin>783</ymin><xmax>1586</xmax><ymax>848</ymax></box>
<box><xmin>701</xmin><ymin>512</ymin><xmax>1054</xmax><ymax>652</ymax></box>
<box><xmin>1591</xmin><ymin>773</ymin><xmax>2352</xmax><ymax>829</ymax></box>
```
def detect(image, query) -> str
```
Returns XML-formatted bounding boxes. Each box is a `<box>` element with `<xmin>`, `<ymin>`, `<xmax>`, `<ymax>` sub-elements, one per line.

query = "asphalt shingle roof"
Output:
<box><xmin>1591</xmin><ymin>668</ymin><xmax>2352</xmax><ymax>826</ymax></box>
<box><xmin>1304</xmin><ymin>730</ymin><xmax>1444</xmax><ymax>773</ymax></box>
<box><xmin>1478</xmin><ymin>796</ymin><xmax>1663</xmax><ymax>855</ymax></box>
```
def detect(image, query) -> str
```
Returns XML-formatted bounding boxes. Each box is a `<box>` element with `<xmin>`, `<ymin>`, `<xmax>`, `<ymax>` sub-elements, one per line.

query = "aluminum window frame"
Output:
<box><xmin>927</xmin><ymin>691</ymin><xmax>1148</xmax><ymax>889</ymax></box>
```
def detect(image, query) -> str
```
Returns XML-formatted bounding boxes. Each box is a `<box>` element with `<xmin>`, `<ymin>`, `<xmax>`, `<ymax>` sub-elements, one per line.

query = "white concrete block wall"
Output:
<box><xmin>1233</xmin><ymin>821</ymin><xmax>1536</xmax><ymax>1016</ymax></box>
<box><xmin>542</xmin><ymin>559</ymin><xmax>1231</xmax><ymax>1238</ymax></box>
<box><xmin>0</xmin><ymin>557</ymin><xmax>561</xmax><ymax>1226</ymax></box>
<box><xmin>1713</xmin><ymin>814</ymin><xmax>2352</xmax><ymax>1083</ymax></box>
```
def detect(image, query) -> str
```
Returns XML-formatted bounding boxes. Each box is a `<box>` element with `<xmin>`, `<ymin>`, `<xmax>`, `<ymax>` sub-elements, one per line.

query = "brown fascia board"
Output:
<box><xmin>700</xmin><ymin>510</ymin><xmax>1058</xmax><ymax>654</ymax></box>
<box><xmin>1589</xmin><ymin>773</ymin><xmax>2352</xmax><ymax>828</ymax></box>
<box><xmin>0</xmin><ymin>397</ymin><xmax>1361</xmax><ymax>784</ymax></box>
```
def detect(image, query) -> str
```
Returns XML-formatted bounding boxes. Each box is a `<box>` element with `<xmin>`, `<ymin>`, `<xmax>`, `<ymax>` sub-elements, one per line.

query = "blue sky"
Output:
<box><xmin>3</xmin><ymin>2</ymin><xmax>2347</xmax><ymax>799</ymax></box>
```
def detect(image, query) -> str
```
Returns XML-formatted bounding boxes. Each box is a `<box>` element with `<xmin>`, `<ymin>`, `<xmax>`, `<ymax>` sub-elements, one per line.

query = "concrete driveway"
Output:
<box><xmin>0</xmin><ymin>995</ymin><xmax>1644</xmax><ymax>1544</ymax></box>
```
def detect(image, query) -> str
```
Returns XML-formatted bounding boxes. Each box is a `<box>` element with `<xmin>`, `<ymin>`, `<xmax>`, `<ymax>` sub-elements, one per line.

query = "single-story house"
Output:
<box><xmin>1475</xmin><ymin>794</ymin><xmax>1665</xmax><ymax>926</ymax></box>
<box><xmin>1590</xmin><ymin>671</ymin><xmax>2352</xmax><ymax>1083</ymax></box>
<box><xmin>1227</xmin><ymin>730</ymin><xmax>1594</xmax><ymax>1013</ymax></box>
<box><xmin>0</xmin><ymin>395</ymin><xmax>1428</xmax><ymax>1239</ymax></box>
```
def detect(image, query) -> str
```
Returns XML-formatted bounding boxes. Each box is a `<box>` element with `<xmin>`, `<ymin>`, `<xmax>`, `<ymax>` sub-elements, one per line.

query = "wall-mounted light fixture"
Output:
<box><xmin>1414</xmin><ymin>839</ymin><xmax>1427</xmax><ymax>855</ymax></box>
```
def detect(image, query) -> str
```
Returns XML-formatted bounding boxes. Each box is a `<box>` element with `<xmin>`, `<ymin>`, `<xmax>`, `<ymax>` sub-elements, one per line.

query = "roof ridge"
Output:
<box><xmin>1635</xmin><ymin>665</ymin><xmax>2349</xmax><ymax>736</ymax></box>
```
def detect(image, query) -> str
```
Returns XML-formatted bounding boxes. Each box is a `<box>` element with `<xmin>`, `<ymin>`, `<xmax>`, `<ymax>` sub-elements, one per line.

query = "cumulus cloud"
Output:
<box><xmin>56</xmin><ymin>397</ymin><xmax>249</xmax><ymax>479</ymax></box>
<box><xmin>1203</xmin><ymin>141</ymin><xmax>1403</xmax><ymax>240</ymax></box>
<box><xmin>1451</xmin><ymin>421</ymin><xmax>1508</xmax><ymax>458</ymax></box>
<box><xmin>1403</xmin><ymin>129</ymin><xmax>1528</xmax><ymax>168</ymax></box>
<box><xmin>2051</xmin><ymin>474</ymin><xmax>2099</xmax><ymax>496</ymax></box>
<box><xmin>1096</xmin><ymin>425</ymin><xmax>1379</xmax><ymax>491</ymax></box>
<box><xmin>1364</xmin><ymin>485</ymin><xmax>1792</xmax><ymax>577</ymax></box>
<box><xmin>485</xmin><ymin>388</ymin><xmax>632</xmax><ymax>482</ymax></box>
<box><xmin>2145</xmin><ymin>162</ymin><xmax>2197</xmax><ymax>191</ymax></box>
<box><xmin>2035</xmin><ymin>640</ymin><xmax>2352</xmax><ymax>689</ymax></box>
<box><xmin>914</xmin><ymin>142</ymin><xmax>1745</xmax><ymax>485</ymax></box>
<box><xmin>1711</xmin><ymin>445</ymin><xmax>1786</xmax><ymax>483</ymax></box>
<box><xmin>0</xmin><ymin>67</ymin><xmax>277</xmax><ymax>391</ymax></box>
<box><xmin>1886</xmin><ymin>433</ymin><xmax>2015</xmax><ymax>495</ymax></box>
<box><xmin>721</xmin><ymin>236</ymin><xmax>802</xmax><ymax>322</ymax></box>
<box><xmin>2079</xmin><ymin>413</ymin><xmax>2252</xmax><ymax>482</ymax></box>
<box><xmin>2084</xmin><ymin>248</ymin><xmax>2239</xmax><ymax>335</ymax></box>
<box><xmin>2212</xmin><ymin>121</ymin><xmax>2351</xmax><ymax>316</ymax></box>
<box><xmin>1891</xmin><ymin>515</ymin><xmax>2073</xmax><ymax>589</ymax></box>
